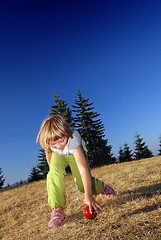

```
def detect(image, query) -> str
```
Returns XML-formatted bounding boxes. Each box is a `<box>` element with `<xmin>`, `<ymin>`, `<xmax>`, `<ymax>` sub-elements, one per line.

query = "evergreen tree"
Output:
<box><xmin>123</xmin><ymin>143</ymin><xmax>133</xmax><ymax>161</ymax></box>
<box><xmin>0</xmin><ymin>168</ymin><xmax>5</xmax><ymax>189</ymax></box>
<box><xmin>50</xmin><ymin>92</ymin><xmax>75</xmax><ymax>127</ymax></box>
<box><xmin>134</xmin><ymin>133</ymin><xmax>153</xmax><ymax>160</ymax></box>
<box><xmin>37</xmin><ymin>149</ymin><xmax>49</xmax><ymax>179</ymax></box>
<box><xmin>19</xmin><ymin>180</ymin><xmax>23</xmax><ymax>185</ymax></box>
<box><xmin>72</xmin><ymin>90</ymin><xmax>115</xmax><ymax>167</ymax></box>
<box><xmin>28</xmin><ymin>166</ymin><xmax>42</xmax><ymax>183</ymax></box>
<box><xmin>117</xmin><ymin>147</ymin><xmax>124</xmax><ymax>163</ymax></box>
<box><xmin>158</xmin><ymin>135</ymin><xmax>161</xmax><ymax>156</ymax></box>
<box><xmin>117</xmin><ymin>143</ymin><xmax>133</xmax><ymax>162</ymax></box>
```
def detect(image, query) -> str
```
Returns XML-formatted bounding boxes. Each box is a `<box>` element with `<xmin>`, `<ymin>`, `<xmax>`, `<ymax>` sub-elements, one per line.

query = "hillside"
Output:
<box><xmin>0</xmin><ymin>156</ymin><xmax>161</xmax><ymax>240</ymax></box>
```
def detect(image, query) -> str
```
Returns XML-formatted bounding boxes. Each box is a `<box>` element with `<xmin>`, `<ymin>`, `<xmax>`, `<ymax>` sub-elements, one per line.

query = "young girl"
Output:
<box><xmin>36</xmin><ymin>115</ymin><xmax>115</xmax><ymax>228</ymax></box>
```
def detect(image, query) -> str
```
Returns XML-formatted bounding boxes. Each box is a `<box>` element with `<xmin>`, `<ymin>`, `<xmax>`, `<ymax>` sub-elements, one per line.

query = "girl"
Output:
<box><xmin>36</xmin><ymin>115</ymin><xmax>115</xmax><ymax>228</ymax></box>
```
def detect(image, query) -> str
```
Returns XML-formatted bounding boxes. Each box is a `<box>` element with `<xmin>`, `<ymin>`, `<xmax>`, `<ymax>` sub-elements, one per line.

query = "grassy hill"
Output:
<box><xmin>0</xmin><ymin>156</ymin><xmax>161</xmax><ymax>240</ymax></box>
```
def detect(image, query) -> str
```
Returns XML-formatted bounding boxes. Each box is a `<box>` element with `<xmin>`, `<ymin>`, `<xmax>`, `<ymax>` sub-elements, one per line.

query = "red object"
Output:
<box><xmin>83</xmin><ymin>206</ymin><xmax>97</xmax><ymax>219</ymax></box>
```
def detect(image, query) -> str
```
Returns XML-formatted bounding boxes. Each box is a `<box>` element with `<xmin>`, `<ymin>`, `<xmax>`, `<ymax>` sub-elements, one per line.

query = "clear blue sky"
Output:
<box><xmin>0</xmin><ymin>0</ymin><xmax>161</xmax><ymax>186</ymax></box>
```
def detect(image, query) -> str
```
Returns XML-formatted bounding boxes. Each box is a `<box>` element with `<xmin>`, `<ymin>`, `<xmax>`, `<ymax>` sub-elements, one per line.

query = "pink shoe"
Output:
<box><xmin>101</xmin><ymin>183</ymin><xmax>115</xmax><ymax>199</ymax></box>
<box><xmin>48</xmin><ymin>209</ymin><xmax>65</xmax><ymax>228</ymax></box>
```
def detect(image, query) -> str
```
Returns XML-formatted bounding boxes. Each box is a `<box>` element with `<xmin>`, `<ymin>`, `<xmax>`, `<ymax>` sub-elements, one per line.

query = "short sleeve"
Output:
<box><xmin>68</xmin><ymin>130</ymin><xmax>83</xmax><ymax>153</ymax></box>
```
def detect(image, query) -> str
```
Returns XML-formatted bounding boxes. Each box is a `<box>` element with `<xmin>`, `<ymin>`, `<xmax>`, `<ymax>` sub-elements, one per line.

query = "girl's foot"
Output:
<box><xmin>101</xmin><ymin>183</ymin><xmax>115</xmax><ymax>199</ymax></box>
<box><xmin>48</xmin><ymin>208</ymin><xmax>65</xmax><ymax>228</ymax></box>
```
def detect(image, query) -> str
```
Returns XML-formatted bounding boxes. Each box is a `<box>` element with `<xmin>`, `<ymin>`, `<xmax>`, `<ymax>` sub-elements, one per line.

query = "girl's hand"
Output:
<box><xmin>79</xmin><ymin>195</ymin><xmax>103</xmax><ymax>214</ymax></box>
<box><xmin>73</xmin><ymin>146</ymin><xmax>102</xmax><ymax>214</ymax></box>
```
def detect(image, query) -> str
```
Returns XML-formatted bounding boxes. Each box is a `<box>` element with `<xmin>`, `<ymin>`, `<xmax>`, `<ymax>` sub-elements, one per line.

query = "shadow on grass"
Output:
<box><xmin>114</xmin><ymin>183</ymin><xmax>161</xmax><ymax>217</ymax></box>
<box><xmin>121</xmin><ymin>183</ymin><xmax>161</xmax><ymax>199</ymax></box>
<box><xmin>126</xmin><ymin>203</ymin><xmax>160</xmax><ymax>216</ymax></box>
<box><xmin>63</xmin><ymin>211</ymin><xmax>84</xmax><ymax>225</ymax></box>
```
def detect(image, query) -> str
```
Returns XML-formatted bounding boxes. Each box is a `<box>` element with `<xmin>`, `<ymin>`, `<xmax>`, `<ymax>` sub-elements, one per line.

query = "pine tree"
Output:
<box><xmin>158</xmin><ymin>135</ymin><xmax>161</xmax><ymax>156</ymax></box>
<box><xmin>123</xmin><ymin>143</ymin><xmax>133</xmax><ymax>161</ymax></box>
<box><xmin>72</xmin><ymin>90</ymin><xmax>115</xmax><ymax>167</ymax></box>
<box><xmin>118</xmin><ymin>147</ymin><xmax>126</xmax><ymax>163</ymax></box>
<box><xmin>28</xmin><ymin>166</ymin><xmax>42</xmax><ymax>183</ymax></box>
<box><xmin>50</xmin><ymin>92</ymin><xmax>75</xmax><ymax>127</ymax></box>
<box><xmin>19</xmin><ymin>180</ymin><xmax>23</xmax><ymax>185</ymax></box>
<box><xmin>134</xmin><ymin>133</ymin><xmax>153</xmax><ymax>160</ymax></box>
<box><xmin>0</xmin><ymin>168</ymin><xmax>5</xmax><ymax>189</ymax></box>
<box><xmin>37</xmin><ymin>149</ymin><xmax>49</xmax><ymax>179</ymax></box>
<box><xmin>117</xmin><ymin>143</ymin><xmax>133</xmax><ymax>162</ymax></box>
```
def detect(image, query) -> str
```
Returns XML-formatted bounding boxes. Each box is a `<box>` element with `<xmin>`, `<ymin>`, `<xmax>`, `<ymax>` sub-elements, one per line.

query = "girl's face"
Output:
<box><xmin>48</xmin><ymin>136</ymin><xmax>68</xmax><ymax>150</ymax></box>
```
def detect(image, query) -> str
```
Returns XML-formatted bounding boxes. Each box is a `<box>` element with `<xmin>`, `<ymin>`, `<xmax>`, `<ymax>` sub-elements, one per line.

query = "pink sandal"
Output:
<box><xmin>101</xmin><ymin>183</ymin><xmax>115</xmax><ymax>199</ymax></box>
<box><xmin>48</xmin><ymin>209</ymin><xmax>65</xmax><ymax>228</ymax></box>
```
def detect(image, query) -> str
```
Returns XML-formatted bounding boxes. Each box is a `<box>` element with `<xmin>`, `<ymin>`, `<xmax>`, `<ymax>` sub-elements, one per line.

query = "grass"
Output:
<box><xmin>0</xmin><ymin>156</ymin><xmax>161</xmax><ymax>240</ymax></box>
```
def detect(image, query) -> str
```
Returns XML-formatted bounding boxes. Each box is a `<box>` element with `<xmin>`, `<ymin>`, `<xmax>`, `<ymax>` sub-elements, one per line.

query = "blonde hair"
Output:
<box><xmin>36</xmin><ymin>115</ymin><xmax>73</xmax><ymax>149</ymax></box>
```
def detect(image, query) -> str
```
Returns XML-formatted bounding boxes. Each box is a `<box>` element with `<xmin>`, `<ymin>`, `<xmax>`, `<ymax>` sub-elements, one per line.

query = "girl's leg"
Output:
<box><xmin>47</xmin><ymin>152</ymin><xmax>68</xmax><ymax>209</ymax></box>
<box><xmin>66</xmin><ymin>154</ymin><xmax>103</xmax><ymax>195</ymax></box>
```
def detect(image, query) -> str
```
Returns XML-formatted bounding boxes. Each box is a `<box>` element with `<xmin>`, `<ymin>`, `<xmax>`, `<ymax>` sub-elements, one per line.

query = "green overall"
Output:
<box><xmin>47</xmin><ymin>152</ymin><xmax>103</xmax><ymax>209</ymax></box>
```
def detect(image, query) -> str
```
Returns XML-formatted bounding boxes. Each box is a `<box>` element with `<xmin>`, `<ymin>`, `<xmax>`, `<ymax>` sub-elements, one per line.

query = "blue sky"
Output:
<box><xmin>0</xmin><ymin>0</ymin><xmax>161</xmax><ymax>186</ymax></box>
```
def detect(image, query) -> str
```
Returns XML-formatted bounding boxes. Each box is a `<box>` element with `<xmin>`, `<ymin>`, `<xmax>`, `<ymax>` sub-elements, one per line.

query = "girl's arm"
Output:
<box><xmin>73</xmin><ymin>146</ymin><xmax>102</xmax><ymax>214</ymax></box>
<box><xmin>45</xmin><ymin>148</ymin><xmax>52</xmax><ymax>167</ymax></box>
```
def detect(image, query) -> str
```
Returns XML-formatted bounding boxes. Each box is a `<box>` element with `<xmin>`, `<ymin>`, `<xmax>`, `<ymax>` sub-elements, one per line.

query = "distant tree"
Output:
<box><xmin>50</xmin><ymin>92</ymin><xmax>75</xmax><ymax>127</ymax></box>
<box><xmin>117</xmin><ymin>143</ymin><xmax>133</xmax><ymax>162</ymax></box>
<box><xmin>134</xmin><ymin>133</ymin><xmax>153</xmax><ymax>160</ymax></box>
<box><xmin>72</xmin><ymin>90</ymin><xmax>115</xmax><ymax>167</ymax></box>
<box><xmin>117</xmin><ymin>147</ymin><xmax>124</xmax><ymax>163</ymax></box>
<box><xmin>19</xmin><ymin>180</ymin><xmax>23</xmax><ymax>185</ymax></box>
<box><xmin>123</xmin><ymin>143</ymin><xmax>133</xmax><ymax>161</ymax></box>
<box><xmin>0</xmin><ymin>168</ymin><xmax>5</xmax><ymax>189</ymax></box>
<box><xmin>37</xmin><ymin>149</ymin><xmax>49</xmax><ymax>179</ymax></box>
<box><xmin>28</xmin><ymin>166</ymin><xmax>42</xmax><ymax>183</ymax></box>
<box><xmin>158</xmin><ymin>135</ymin><xmax>161</xmax><ymax>156</ymax></box>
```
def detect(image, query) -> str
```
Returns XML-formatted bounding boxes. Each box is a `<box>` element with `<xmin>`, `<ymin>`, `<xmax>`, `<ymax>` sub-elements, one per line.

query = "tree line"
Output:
<box><xmin>1</xmin><ymin>90</ymin><xmax>161</xmax><ymax>187</ymax></box>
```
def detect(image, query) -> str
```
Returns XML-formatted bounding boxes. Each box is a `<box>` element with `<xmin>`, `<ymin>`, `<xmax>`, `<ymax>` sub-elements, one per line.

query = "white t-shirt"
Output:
<box><xmin>50</xmin><ymin>130</ymin><xmax>86</xmax><ymax>155</ymax></box>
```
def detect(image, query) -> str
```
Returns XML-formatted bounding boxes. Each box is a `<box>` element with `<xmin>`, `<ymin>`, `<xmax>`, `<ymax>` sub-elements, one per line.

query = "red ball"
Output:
<box><xmin>83</xmin><ymin>206</ymin><xmax>97</xmax><ymax>219</ymax></box>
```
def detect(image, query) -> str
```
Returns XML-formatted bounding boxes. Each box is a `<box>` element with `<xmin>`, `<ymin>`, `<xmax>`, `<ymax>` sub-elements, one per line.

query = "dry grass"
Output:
<box><xmin>0</xmin><ymin>156</ymin><xmax>161</xmax><ymax>240</ymax></box>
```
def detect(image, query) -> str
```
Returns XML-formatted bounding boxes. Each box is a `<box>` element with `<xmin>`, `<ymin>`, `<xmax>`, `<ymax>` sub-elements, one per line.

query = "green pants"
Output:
<box><xmin>47</xmin><ymin>152</ymin><xmax>103</xmax><ymax>209</ymax></box>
